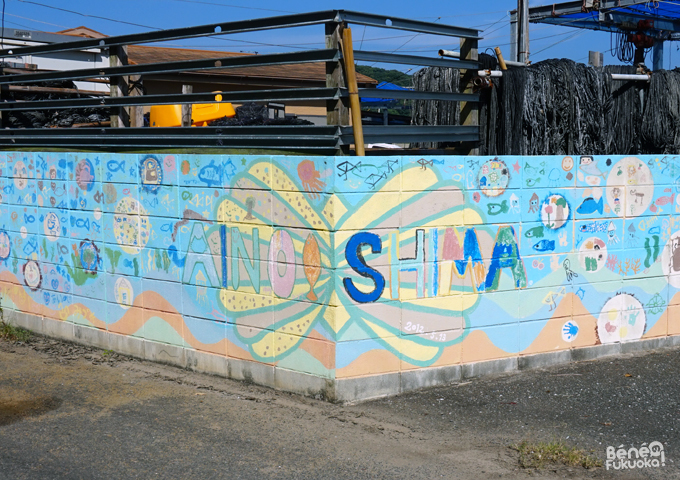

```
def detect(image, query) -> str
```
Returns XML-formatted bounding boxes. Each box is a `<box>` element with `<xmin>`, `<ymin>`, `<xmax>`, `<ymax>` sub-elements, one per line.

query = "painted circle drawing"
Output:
<box><xmin>597</xmin><ymin>294</ymin><xmax>646</xmax><ymax>344</ymax></box>
<box><xmin>43</xmin><ymin>211</ymin><xmax>61</xmax><ymax>241</ymax></box>
<box><xmin>140</xmin><ymin>156</ymin><xmax>163</xmax><ymax>193</ymax></box>
<box><xmin>114</xmin><ymin>276</ymin><xmax>134</xmax><ymax>310</ymax></box>
<box><xmin>579</xmin><ymin>237</ymin><xmax>607</xmax><ymax>272</ymax></box>
<box><xmin>540</xmin><ymin>194</ymin><xmax>570</xmax><ymax>230</ymax></box>
<box><xmin>0</xmin><ymin>231</ymin><xmax>10</xmax><ymax>261</ymax></box>
<box><xmin>23</xmin><ymin>260</ymin><xmax>42</xmax><ymax>290</ymax></box>
<box><xmin>661</xmin><ymin>230</ymin><xmax>680</xmax><ymax>288</ymax></box>
<box><xmin>20</xmin><ymin>226</ymin><xmax>27</xmax><ymax>239</ymax></box>
<box><xmin>79</xmin><ymin>239</ymin><xmax>100</xmax><ymax>273</ymax></box>
<box><xmin>75</xmin><ymin>158</ymin><xmax>96</xmax><ymax>192</ymax></box>
<box><xmin>562</xmin><ymin>320</ymin><xmax>579</xmax><ymax>342</ymax></box>
<box><xmin>113</xmin><ymin>197</ymin><xmax>150</xmax><ymax>254</ymax></box>
<box><xmin>13</xmin><ymin>160</ymin><xmax>28</xmax><ymax>190</ymax></box>
<box><xmin>606</xmin><ymin>157</ymin><xmax>653</xmax><ymax>218</ymax></box>
<box><xmin>477</xmin><ymin>159</ymin><xmax>509</xmax><ymax>197</ymax></box>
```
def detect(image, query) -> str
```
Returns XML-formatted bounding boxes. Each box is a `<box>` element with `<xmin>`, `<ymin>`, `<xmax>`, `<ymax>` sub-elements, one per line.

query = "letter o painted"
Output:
<box><xmin>268</xmin><ymin>229</ymin><xmax>295</xmax><ymax>298</ymax></box>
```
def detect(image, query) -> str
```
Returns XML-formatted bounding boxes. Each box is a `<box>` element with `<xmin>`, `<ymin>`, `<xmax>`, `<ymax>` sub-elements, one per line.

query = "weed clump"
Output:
<box><xmin>0</xmin><ymin>322</ymin><xmax>31</xmax><ymax>342</ymax></box>
<box><xmin>513</xmin><ymin>441</ymin><xmax>602</xmax><ymax>469</ymax></box>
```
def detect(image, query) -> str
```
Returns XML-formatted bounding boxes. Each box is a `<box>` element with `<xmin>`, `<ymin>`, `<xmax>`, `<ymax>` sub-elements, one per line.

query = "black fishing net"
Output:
<box><xmin>411</xmin><ymin>67</ymin><xmax>461</xmax><ymax>149</ymax></box>
<box><xmin>6</xmin><ymin>80</ymin><xmax>109</xmax><ymax>129</ymax></box>
<box><xmin>208</xmin><ymin>102</ymin><xmax>313</xmax><ymax>127</ymax></box>
<box><xmin>412</xmin><ymin>58</ymin><xmax>680</xmax><ymax>155</ymax></box>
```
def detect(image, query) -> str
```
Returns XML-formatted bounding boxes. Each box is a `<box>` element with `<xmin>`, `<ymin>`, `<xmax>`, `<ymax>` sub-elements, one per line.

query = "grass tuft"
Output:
<box><xmin>0</xmin><ymin>321</ymin><xmax>31</xmax><ymax>342</ymax></box>
<box><xmin>513</xmin><ymin>441</ymin><xmax>602</xmax><ymax>470</ymax></box>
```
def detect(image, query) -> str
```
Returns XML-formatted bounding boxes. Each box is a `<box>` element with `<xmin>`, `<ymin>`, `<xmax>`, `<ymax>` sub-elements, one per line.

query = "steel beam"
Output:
<box><xmin>0</xmin><ymin>49</ymin><xmax>340</xmax><ymax>85</ymax></box>
<box><xmin>0</xmin><ymin>87</ymin><xmax>344</xmax><ymax>111</ymax></box>
<box><xmin>339</xmin><ymin>125</ymin><xmax>479</xmax><ymax>144</ymax></box>
<box><xmin>0</xmin><ymin>126</ymin><xmax>342</xmax><ymax>149</ymax></box>
<box><xmin>0</xmin><ymin>10</ymin><xmax>477</xmax><ymax>59</ymax></box>
<box><xmin>353</xmin><ymin>50</ymin><xmax>478</xmax><ymax>69</ymax></box>
<box><xmin>0</xmin><ymin>11</ymin><xmax>339</xmax><ymax>58</ymax></box>
<box><xmin>336</xmin><ymin>11</ymin><xmax>479</xmax><ymax>39</ymax></box>
<box><xmin>528</xmin><ymin>0</ymin><xmax>647</xmax><ymax>20</ymax></box>
<box><xmin>358</xmin><ymin>89</ymin><xmax>479</xmax><ymax>102</ymax></box>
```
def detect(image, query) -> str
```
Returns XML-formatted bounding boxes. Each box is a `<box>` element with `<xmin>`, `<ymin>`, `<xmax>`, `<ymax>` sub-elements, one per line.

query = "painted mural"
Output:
<box><xmin>0</xmin><ymin>151</ymin><xmax>679</xmax><ymax>385</ymax></box>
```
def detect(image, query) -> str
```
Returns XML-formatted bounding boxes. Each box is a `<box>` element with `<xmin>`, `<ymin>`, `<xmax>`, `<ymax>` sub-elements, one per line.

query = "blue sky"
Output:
<box><xmin>6</xmin><ymin>0</ymin><xmax>680</xmax><ymax>71</ymax></box>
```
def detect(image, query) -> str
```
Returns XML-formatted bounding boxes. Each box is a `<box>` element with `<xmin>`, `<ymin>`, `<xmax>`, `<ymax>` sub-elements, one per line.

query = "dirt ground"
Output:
<box><xmin>0</xmin><ymin>334</ymin><xmax>678</xmax><ymax>480</ymax></box>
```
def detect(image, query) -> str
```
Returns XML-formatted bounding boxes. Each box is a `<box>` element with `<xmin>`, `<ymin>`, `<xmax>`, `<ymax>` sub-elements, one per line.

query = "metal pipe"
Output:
<box><xmin>611</xmin><ymin>73</ymin><xmax>651</xmax><ymax>81</ymax></box>
<box><xmin>477</xmin><ymin>70</ymin><xmax>651</xmax><ymax>82</ymax></box>
<box><xmin>477</xmin><ymin>70</ymin><xmax>503</xmax><ymax>77</ymax></box>
<box><xmin>438</xmin><ymin>49</ymin><xmax>460</xmax><ymax>58</ymax></box>
<box><xmin>504</xmin><ymin>59</ymin><xmax>526</xmax><ymax>67</ymax></box>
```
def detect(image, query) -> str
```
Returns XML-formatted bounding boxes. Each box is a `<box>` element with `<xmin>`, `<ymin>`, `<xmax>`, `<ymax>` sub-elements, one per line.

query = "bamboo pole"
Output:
<box><xmin>341</xmin><ymin>28</ymin><xmax>365</xmax><ymax>156</ymax></box>
<box><xmin>494</xmin><ymin>47</ymin><xmax>508</xmax><ymax>71</ymax></box>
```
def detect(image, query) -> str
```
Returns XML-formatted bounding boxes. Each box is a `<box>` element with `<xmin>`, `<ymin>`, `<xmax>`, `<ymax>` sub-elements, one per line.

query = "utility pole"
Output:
<box><xmin>517</xmin><ymin>0</ymin><xmax>529</xmax><ymax>64</ymax></box>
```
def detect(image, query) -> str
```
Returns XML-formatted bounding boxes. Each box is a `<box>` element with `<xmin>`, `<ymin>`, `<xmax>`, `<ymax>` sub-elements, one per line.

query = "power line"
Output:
<box><xmin>415</xmin><ymin>10</ymin><xmax>510</xmax><ymax>19</ymax></box>
<box><xmin>5</xmin><ymin>12</ymin><xmax>67</xmax><ymax>28</ymax></box>
<box><xmin>17</xmin><ymin>0</ymin><xmax>160</xmax><ymax>30</ymax></box>
<box><xmin>142</xmin><ymin>0</ymin><xmax>297</xmax><ymax>14</ymax></box>
<box><xmin>532</xmin><ymin>30</ymin><xmax>585</xmax><ymax>56</ymax></box>
<box><xmin>367</xmin><ymin>16</ymin><xmax>442</xmax><ymax>67</ymax></box>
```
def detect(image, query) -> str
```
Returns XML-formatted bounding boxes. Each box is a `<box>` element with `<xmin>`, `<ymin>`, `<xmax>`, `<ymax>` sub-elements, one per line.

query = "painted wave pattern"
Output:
<box><xmin>0</xmin><ymin>152</ymin><xmax>679</xmax><ymax>381</ymax></box>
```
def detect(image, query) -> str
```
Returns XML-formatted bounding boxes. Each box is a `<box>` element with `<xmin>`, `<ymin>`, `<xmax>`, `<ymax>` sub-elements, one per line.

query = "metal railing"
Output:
<box><xmin>0</xmin><ymin>10</ymin><xmax>480</xmax><ymax>155</ymax></box>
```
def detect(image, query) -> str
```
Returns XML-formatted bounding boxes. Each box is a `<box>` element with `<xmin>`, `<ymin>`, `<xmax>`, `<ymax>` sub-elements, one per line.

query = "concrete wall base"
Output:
<box><xmin>7</xmin><ymin>313</ymin><xmax>680</xmax><ymax>403</ymax></box>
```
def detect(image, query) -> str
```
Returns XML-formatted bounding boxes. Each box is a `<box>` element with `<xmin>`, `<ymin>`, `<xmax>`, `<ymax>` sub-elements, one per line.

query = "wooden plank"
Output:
<box><xmin>8</xmin><ymin>85</ymin><xmax>109</xmax><ymax>96</ymax></box>
<box><xmin>325</xmin><ymin>21</ymin><xmax>350</xmax><ymax>155</ymax></box>
<box><xmin>182</xmin><ymin>84</ymin><xmax>193</xmax><ymax>127</ymax></box>
<box><xmin>109</xmin><ymin>45</ymin><xmax>130</xmax><ymax>128</ymax></box>
<box><xmin>129</xmin><ymin>75</ymin><xmax>144</xmax><ymax>128</ymax></box>
<box><xmin>459</xmin><ymin>36</ymin><xmax>479</xmax><ymax>155</ymax></box>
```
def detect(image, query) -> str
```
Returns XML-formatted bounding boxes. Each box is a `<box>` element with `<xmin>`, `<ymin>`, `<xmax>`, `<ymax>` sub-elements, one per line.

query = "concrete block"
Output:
<box><xmin>42</xmin><ymin>317</ymin><xmax>73</xmax><ymax>342</ymax></box>
<box><xmin>73</xmin><ymin>324</ymin><xmax>109</xmax><ymax>350</ymax></box>
<box><xmin>571</xmin><ymin>342</ymin><xmax>621</xmax><ymax>362</ymax></box>
<box><xmin>227</xmin><ymin>358</ymin><xmax>275</xmax><ymax>388</ymax></box>
<box><xmin>667</xmin><ymin>334</ymin><xmax>680</xmax><ymax>347</ymax></box>
<box><xmin>275</xmin><ymin>368</ymin><xmax>334</xmax><ymax>400</ymax></box>
<box><xmin>144</xmin><ymin>340</ymin><xmax>186</xmax><ymax>368</ymax></box>
<box><xmin>621</xmin><ymin>337</ymin><xmax>669</xmax><ymax>354</ymax></box>
<box><xmin>185</xmin><ymin>349</ymin><xmax>228</xmax><ymax>378</ymax></box>
<box><xmin>400</xmin><ymin>366</ymin><xmax>461</xmax><ymax>393</ymax></box>
<box><xmin>462</xmin><ymin>357</ymin><xmax>518</xmax><ymax>379</ymax></box>
<box><xmin>9</xmin><ymin>311</ymin><xmax>43</xmax><ymax>335</ymax></box>
<box><xmin>335</xmin><ymin>373</ymin><xmax>400</xmax><ymax>403</ymax></box>
<box><xmin>518</xmin><ymin>350</ymin><xmax>571</xmax><ymax>371</ymax></box>
<box><xmin>108</xmin><ymin>333</ymin><xmax>145</xmax><ymax>359</ymax></box>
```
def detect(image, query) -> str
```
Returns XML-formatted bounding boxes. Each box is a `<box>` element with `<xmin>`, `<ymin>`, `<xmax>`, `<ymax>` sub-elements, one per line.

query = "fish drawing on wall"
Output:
<box><xmin>303</xmin><ymin>233</ymin><xmax>321</xmax><ymax>301</ymax></box>
<box><xmin>533</xmin><ymin>239</ymin><xmax>556</xmax><ymax>252</ymax></box>
<box><xmin>524</xmin><ymin>226</ymin><xmax>545</xmax><ymax>238</ymax></box>
<box><xmin>577</xmin><ymin>196</ymin><xmax>603</xmax><ymax>215</ymax></box>
<box><xmin>487</xmin><ymin>200</ymin><xmax>509</xmax><ymax>216</ymax></box>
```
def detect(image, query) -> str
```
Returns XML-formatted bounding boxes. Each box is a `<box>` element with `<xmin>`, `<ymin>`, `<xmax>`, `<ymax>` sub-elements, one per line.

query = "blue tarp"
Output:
<box><xmin>361</xmin><ymin>81</ymin><xmax>410</xmax><ymax>106</ymax></box>
<box><xmin>534</xmin><ymin>1</ymin><xmax>680</xmax><ymax>38</ymax></box>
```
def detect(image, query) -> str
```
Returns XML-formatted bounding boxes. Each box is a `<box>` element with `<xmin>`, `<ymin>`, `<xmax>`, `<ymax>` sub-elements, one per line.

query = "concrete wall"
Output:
<box><xmin>2</xmin><ymin>152</ymin><xmax>679</xmax><ymax>401</ymax></box>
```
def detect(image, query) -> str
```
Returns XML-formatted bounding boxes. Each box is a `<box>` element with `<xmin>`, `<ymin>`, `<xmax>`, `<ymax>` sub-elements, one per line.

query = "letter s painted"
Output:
<box><xmin>343</xmin><ymin>232</ymin><xmax>385</xmax><ymax>304</ymax></box>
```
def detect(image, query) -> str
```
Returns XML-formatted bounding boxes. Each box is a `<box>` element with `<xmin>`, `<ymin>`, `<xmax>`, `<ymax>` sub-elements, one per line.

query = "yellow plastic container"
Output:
<box><xmin>192</xmin><ymin>101</ymin><xmax>236</xmax><ymax>126</ymax></box>
<box><xmin>150</xmin><ymin>98</ymin><xmax>236</xmax><ymax>127</ymax></box>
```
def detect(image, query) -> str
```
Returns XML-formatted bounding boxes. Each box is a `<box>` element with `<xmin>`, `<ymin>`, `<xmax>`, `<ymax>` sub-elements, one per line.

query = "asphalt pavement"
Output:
<box><xmin>0</xmin><ymin>335</ymin><xmax>679</xmax><ymax>479</ymax></box>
